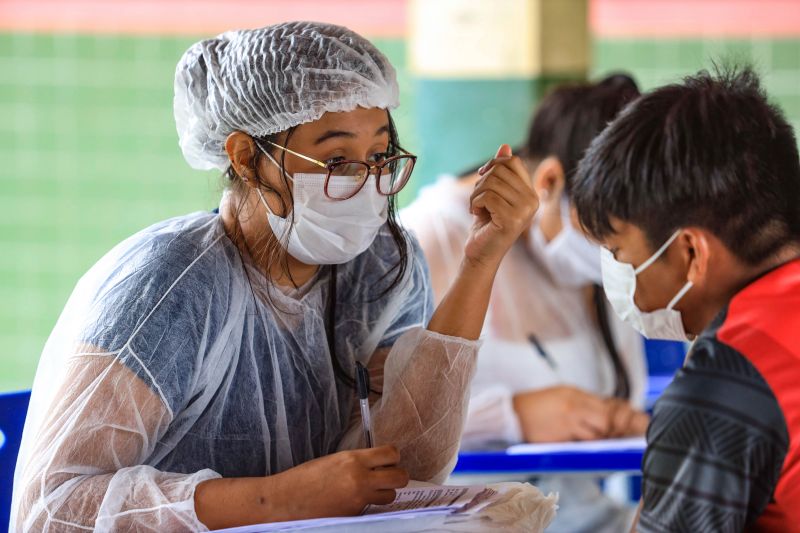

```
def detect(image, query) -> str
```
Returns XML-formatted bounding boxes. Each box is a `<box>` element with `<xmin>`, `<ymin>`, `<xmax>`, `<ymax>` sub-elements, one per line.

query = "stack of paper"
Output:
<box><xmin>213</xmin><ymin>481</ymin><xmax>556</xmax><ymax>532</ymax></box>
<box><xmin>365</xmin><ymin>483</ymin><xmax>497</xmax><ymax>515</ymax></box>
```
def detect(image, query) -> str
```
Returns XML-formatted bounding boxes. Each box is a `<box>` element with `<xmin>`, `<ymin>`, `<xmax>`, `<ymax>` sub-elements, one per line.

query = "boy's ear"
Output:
<box><xmin>532</xmin><ymin>156</ymin><xmax>565</xmax><ymax>203</ymax></box>
<box><xmin>682</xmin><ymin>228</ymin><xmax>710</xmax><ymax>287</ymax></box>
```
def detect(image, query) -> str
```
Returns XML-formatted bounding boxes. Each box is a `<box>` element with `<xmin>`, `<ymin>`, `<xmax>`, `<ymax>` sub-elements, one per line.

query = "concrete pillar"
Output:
<box><xmin>408</xmin><ymin>0</ymin><xmax>589</xmax><ymax>187</ymax></box>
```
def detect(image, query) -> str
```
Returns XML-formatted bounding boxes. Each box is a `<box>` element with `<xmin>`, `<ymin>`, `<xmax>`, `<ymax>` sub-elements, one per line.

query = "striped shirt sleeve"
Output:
<box><xmin>638</xmin><ymin>337</ymin><xmax>789</xmax><ymax>532</ymax></box>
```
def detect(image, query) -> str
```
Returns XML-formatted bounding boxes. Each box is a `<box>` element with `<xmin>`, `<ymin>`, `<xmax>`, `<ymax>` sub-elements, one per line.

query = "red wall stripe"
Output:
<box><xmin>0</xmin><ymin>0</ymin><xmax>407</xmax><ymax>38</ymax></box>
<box><xmin>3</xmin><ymin>1</ymin><xmax>798</xmax><ymax>42</ymax></box>
<box><xmin>591</xmin><ymin>0</ymin><xmax>800</xmax><ymax>38</ymax></box>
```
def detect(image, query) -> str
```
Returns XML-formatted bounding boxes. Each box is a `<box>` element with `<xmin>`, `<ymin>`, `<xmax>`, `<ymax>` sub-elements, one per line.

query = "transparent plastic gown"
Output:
<box><xmin>11</xmin><ymin>212</ymin><xmax>479</xmax><ymax>531</ymax></box>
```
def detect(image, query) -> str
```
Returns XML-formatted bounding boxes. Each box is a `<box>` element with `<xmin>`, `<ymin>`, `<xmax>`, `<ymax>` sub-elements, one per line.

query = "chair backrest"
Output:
<box><xmin>644</xmin><ymin>339</ymin><xmax>687</xmax><ymax>376</ymax></box>
<box><xmin>0</xmin><ymin>390</ymin><xmax>32</xmax><ymax>533</ymax></box>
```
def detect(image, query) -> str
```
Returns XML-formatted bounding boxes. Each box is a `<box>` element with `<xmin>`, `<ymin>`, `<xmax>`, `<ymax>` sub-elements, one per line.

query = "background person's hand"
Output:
<box><xmin>465</xmin><ymin>144</ymin><xmax>539</xmax><ymax>269</ymax></box>
<box><xmin>512</xmin><ymin>385</ymin><xmax>616</xmax><ymax>442</ymax></box>
<box><xmin>606</xmin><ymin>398</ymin><xmax>650</xmax><ymax>437</ymax></box>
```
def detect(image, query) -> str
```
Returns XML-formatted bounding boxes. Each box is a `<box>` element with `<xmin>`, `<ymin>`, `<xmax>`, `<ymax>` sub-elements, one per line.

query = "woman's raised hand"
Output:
<box><xmin>427</xmin><ymin>144</ymin><xmax>539</xmax><ymax>341</ymax></box>
<box><xmin>466</xmin><ymin>144</ymin><xmax>539</xmax><ymax>269</ymax></box>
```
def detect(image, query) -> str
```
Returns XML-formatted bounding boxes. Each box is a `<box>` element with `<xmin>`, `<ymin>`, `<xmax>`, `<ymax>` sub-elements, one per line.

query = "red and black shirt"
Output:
<box><xmin>639</xmin><ymin>259</ymin><xmax>800</xmax><ymax>532</ymax></box>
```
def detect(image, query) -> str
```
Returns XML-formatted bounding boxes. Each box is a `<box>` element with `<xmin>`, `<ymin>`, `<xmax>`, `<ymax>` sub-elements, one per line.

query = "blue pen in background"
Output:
<box><xmin>528</xmin><ymin>334</ymin><xmax>557</xmax><ymax>370</ymax></box>
<box><xmin>355</xmin><ymin>362</ymin><xmax>374</xmax><ymax>448</ymax></box>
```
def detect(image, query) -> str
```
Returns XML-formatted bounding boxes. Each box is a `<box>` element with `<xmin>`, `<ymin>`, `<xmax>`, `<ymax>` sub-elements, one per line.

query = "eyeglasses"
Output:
<box><xmin>264</xmin><ymin>140</ymin><xmax>417</xmax><ymax>201</ymax></box>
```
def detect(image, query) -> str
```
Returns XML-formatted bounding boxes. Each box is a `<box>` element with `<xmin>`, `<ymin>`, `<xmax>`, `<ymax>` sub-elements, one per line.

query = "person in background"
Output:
<box><xmin>573</xmin><ymin>66</ymin><xmax>800</xmax><ymax>532</ymax></box>
<box><xmin>402</xmin><ymin>74</ymin><xmax>649</xmax><ymax>532</ymax></box>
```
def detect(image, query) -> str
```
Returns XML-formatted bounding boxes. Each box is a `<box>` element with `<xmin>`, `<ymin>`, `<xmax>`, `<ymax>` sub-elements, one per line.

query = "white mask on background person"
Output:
<box><xmin>529</xmin><ymin>196</ymin><xmax>603</xmax><ymax>287</ymax></box>
<box><xmin>256</xmin><ymin>149</ymin><xmax>388</xmax><ymax>265</ymax></box>
<box><xmin>600</xmin><ymin>229</ymin><xmax>693</xmax><ymax>340</ymax></box>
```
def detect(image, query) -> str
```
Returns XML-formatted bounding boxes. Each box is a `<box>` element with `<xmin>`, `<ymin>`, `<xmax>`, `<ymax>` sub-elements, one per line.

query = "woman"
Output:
<box><xmin>402</xmin><ymin>75</ymin><xmax>649</xmax><ymax>532</ymax></box>
<box><xmin>11</xmin><ymin>22</ymin><xmax>537</xmax><ymax>531</ymax></box>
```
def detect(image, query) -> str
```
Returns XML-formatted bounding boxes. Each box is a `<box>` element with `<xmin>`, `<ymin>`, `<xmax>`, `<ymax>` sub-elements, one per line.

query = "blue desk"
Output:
<box><xmin>450</xmin><ymin>370</ymin><xmax>676</xmax><ymax>480</ymax></box>
<box><xmin>453</xmin><ymin>439</ymin><xmax>645</xmax><ymax>478</ymax></box>
<box><xmin>452</xmin><ymin>371</ymin><xmax>672</xmax><ymax>480</ymax></box>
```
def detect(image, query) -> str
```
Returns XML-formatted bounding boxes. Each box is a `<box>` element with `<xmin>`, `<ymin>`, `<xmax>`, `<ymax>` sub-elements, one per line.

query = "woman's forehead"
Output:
<box><xmin>295</xmin><ymin>108</ymin><xmax>390</xmax><ymax>140</ymax></box>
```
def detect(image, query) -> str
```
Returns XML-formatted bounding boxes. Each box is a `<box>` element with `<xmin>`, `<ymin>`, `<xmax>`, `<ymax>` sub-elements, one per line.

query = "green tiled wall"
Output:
<box><xmin>593</xmin><ymin>38</ymin><xmax>800</xmax><ymax>134</ymax></box>
<box><xmin>0</xmin><ymin>33</ymin><xmax>411</xmax><ymax>392</ymax></box>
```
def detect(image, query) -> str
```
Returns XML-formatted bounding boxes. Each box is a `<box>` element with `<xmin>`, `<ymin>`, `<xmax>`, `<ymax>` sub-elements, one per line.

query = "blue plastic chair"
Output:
<box><xmin>644</xmin><ymin>339</ymin><xmax>687</xmax><ymax>411</ymax></box>
<box><xmin>644</xmin><ymin>338</ymin><xmax>687</xmax><ymax>375</ymax></box>
<box><xmin>0</xmin><ymin>390</ymin><xmax>31</xmax><ymax>532</ymax></box>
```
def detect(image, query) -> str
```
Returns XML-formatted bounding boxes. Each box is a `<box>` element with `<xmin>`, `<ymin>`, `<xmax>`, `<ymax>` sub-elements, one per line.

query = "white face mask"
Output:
<box><xmin>529</xmin><ymin>196</ymin><xmax>602</xmax><ymax>287</ymax></box>
<box><xmin>256</xmin><ymin>149</ymin><xmax>388</xmax><ymax>265</ymax></box>
<box><xmin>600</xmin><ymin>230</ymin><xmax>693</xmax><ymax>340</ymax></box>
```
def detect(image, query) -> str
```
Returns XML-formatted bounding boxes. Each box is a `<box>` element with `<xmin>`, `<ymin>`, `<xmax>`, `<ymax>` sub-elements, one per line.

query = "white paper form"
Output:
<box><xmin>364</xmin><ymin>483</ymin><xmax>495</xmax><ymax>514</ymax></box>
<box><xmin>507</xmin><ymin>436</ymin><xmax>646</xmax><ymax>455</ymax></box>
<box><xmin>211</xmin><ymin>508</ymin><xmax>455</xmax><ymax>533</ymax></box>
<box><xmin>211</xmin><ymin>483</ymin><xmax>502</xmax><ymax>532</ymax></box>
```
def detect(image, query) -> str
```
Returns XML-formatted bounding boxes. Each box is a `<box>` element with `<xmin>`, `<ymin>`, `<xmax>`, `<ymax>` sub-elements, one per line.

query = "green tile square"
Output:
<box><xmin>722</xmin><ymin>39</ymin><xmax>755</xmax><ymax>61</ymax></box>
<box><xmin>595</xmin><ymin>39</ymin><xmax>638</xmax><ymax>70</ymax></box>
<box><xmin>677</xmin><ymin>40</ymin><xmax>704</xmax><ymax>70</ymax></box>
<box><xmin>771</xmin><ymin>40</ymin><xmax>800</xmax><ymax>70</ymax></box>
<box><xmin>0</xmin><ymin>34</ymin><xmax>15</xmax><ymax>56</ymax></box>
<box><xmin>28</xmin><ymin>33</ymin><xmax>56</xmax><ymax>58</ymax></box>
<box><xmin>630</xmin><ymin>40</ymin><xmax>660</xmax><ymax>67</ymax></box>
<box><xmin>776</xmin><ymin>94</ymin><xmax>800</xmax><ymax>118</ymax></box>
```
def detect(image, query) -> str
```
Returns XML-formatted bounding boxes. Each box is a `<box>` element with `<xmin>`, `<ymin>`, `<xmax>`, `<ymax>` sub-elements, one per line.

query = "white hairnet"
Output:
<box><xmin>174</xmin><ymin>21</ymin><xmax>400</xmax><ymax>171</ymax></box>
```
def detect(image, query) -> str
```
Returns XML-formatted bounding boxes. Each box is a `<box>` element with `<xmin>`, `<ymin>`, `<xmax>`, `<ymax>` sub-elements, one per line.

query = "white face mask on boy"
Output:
<box><xmin>600</xmin><ymin>229</ymin><xmax>693</xmax><ymax>340</ymax></box>
<box><xmin>256</xmin><ymin>148</ymin><xmax>388</xmax><ymax>265</ymax></box>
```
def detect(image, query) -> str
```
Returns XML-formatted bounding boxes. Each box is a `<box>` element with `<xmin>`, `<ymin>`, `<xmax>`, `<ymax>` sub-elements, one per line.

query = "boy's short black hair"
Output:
<box><xmin>522</xmin><ymin>73</ymin><xmax>640</xmax><ymax>195</ymax></box>
<box><xmin>573</xmin><ymin>65</ymin><xmax>800</xmax><ymax>265</ymax></box>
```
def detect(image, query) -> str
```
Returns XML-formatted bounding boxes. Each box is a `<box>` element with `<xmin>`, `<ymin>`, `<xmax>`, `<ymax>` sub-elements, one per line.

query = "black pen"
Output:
<box><xmin>355</xmin><ymin>362</ymin><xmax>374</xmax><ymax>448</ymax></box>
<box><xmin>528</xmin><ymin>334</ymin><xmax>557</xmax><ymax>369</ymax></box>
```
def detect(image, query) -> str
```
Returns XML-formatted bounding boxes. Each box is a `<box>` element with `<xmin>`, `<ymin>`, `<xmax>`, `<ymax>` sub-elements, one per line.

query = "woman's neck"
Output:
<box><xmin>220</xmin><ymin>190</ymin><xmax>320</xmax><ymax>287</ymax></box>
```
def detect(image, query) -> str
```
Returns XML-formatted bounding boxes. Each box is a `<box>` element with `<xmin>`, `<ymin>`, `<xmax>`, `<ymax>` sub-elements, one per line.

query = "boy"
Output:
<box><xmin>572</xmin><ymin>67</ymin><xmax>800</xmax><ymax>532</ymax></box>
